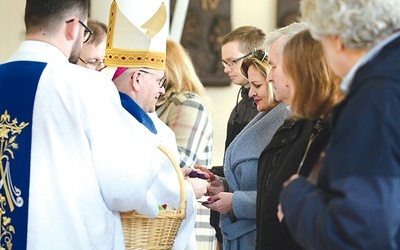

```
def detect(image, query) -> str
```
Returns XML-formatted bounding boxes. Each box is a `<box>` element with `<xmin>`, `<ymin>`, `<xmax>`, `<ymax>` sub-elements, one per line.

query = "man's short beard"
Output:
<box><xmin>68</xmin><ymin>57</ymin><xmax>79</xmax><ymax>64</ymax></box>
<box><xmin>69</xmin><ymin>35</ymin><xmax>82</xmax><ymax>64</ymax></box>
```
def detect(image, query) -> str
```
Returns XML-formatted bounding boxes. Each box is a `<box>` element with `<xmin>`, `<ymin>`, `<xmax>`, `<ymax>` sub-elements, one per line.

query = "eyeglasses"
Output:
<box><xmin>221</xmin><ymin>53</ymin><xmax>251</xmax><ymax>68</ymax></box>
<box><xmin>252</xmin><ymin>49</ymin><xmax>268</xmax><ymax>62</ymax></box>
<box><xmin>66</xmin><ymin>19</ymin><xmax>93</xmax><ymax>43</ymax></box>
<box><xmin>79</xmin><ymin>57</ymin><xmax>107</xmax><ymax>72</ymax></box>
<box><xmin>139</xmin><ymin>70</ymin><xmax>167</xmax><ymax>88</ymax></box>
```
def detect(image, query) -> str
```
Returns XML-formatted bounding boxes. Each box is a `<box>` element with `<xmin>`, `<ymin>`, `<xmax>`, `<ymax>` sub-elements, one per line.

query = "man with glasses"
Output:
<box><xmin>220</xmin><ymin>26</ymin><xmax>265</xmax><ymax>148</ymax></box>
<box><xmin>77</xmin><ymin>19</ymin><xmax>108</xmax><ymax>72</ymax></box>
<box><xmin>112</xmin><ymin>67</ymin><xmax>166</xmax><ymax>114</ymax></box>
<box><xmin>111</xmin><ymin>64</ymin><xmax>205</xmax><ymax>250</ymax></box>
<box><xmin>66</xmin><ymin>19</ymin><xmax>93</xmax><ymax>43</ymax></box>
<box><xmin>0</xmin><ymin>0</ymin><xmax>163</xmax><ymax>249</ymax></box>
<box><xmin>65</xmin><ymin>18</ymin><xmax>93</xmax><ymax>63</ymax></box>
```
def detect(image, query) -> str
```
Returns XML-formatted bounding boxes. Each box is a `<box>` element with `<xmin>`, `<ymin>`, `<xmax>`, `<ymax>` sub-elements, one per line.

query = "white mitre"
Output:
<box><xmin>105</xmin><ymin>0</ymin><xmax>167</xmax><ymax>70</ymax></box>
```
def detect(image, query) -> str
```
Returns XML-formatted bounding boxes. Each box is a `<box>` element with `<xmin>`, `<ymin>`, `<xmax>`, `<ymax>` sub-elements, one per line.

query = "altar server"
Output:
<box><xmin>0</xmin><ymin>0</ymin><xmax>162</xmax><ymax>249</ymax></box>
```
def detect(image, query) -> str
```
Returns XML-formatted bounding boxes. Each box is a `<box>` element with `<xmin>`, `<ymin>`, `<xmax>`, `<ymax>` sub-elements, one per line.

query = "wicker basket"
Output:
<box><xmin>121</xmin><ymin>144</ymin><xmax>187</xmax><ymax>250</ymax></box>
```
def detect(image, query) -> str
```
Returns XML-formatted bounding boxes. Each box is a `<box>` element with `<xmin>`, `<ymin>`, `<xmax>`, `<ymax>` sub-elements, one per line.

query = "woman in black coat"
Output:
<box><xmin>255</xmin><ymin>30</ymin><xmax>343</xmax><ymax>250</ymax></box>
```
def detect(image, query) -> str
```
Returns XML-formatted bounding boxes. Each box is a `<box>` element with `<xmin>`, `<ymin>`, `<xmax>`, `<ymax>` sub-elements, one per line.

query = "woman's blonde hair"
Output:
<box><xmin>162</xmin><ymin>39</ymin><xmax>210</xmax><ymax>106</ymax></box>
<box><xmin>283</xmin><ymin>30</ymin><xmax>343</xmax><ymax>120</ymax></box>
<box><xmin>241</xmin><ymin>56</ymin><xmax>278</xmax><ymax>109</ymax></box>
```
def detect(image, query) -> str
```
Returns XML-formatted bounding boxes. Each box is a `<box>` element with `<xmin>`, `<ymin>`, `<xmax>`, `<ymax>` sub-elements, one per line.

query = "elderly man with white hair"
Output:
<box><xmin>279</xmin><ymin>0</ymin><xmax>400</xmax><ymax>249</ymax></box>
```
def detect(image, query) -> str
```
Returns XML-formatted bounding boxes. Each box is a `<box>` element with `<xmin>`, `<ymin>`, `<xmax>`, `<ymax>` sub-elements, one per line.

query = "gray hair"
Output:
<box><xmin>300</xmin><ymin>0</ymin><xmax>400</xmax><ymax>49</ymax></box>
<box><xmin>263</xmin><ymin>22</ymin><xmax>308</xmax><ymax>55</ymax></box>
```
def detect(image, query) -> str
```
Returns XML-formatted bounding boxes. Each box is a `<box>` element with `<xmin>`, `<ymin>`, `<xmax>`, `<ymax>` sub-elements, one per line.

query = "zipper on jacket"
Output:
<box><xmin>296</xmin><ymin>119</ymin><xmax>326</xmax><ymax>174</ymax></box>
<box><xmin>265</xmin><ymin>148</ymin><xmax>283</xmax><ymax>189</ymax></box>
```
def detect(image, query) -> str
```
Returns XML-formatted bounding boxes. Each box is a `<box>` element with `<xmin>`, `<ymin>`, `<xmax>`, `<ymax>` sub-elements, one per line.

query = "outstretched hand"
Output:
<box><xmin>193</xmin><ymin>165</ymin><xmax>215</xmax><ymax>181</ymax></box>
<box><xmin>185</xmin><ymin>177</ymin><xmax>209</xmax><ymax>199</ymax></box>
<box><xmin>181</xmin><ymin>167</ymin><xmax>212</xmax><ymax>199</ymax></box>
<box><xmin>193</xmin><ymin>165</ymin><xmax>226</xmax><ymax>196</ymax></box>
<box><xmin>182</xmin><ymin>167</ymin><xmax>210</xmax><ymax>180</ymax></box>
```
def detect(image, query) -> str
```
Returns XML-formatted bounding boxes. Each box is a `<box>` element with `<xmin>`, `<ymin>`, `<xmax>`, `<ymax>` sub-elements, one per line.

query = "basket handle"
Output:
<box><xmin>157</xmin><ymin>144</ymin><xmax>187</xmax><ymax>215</ymax></box>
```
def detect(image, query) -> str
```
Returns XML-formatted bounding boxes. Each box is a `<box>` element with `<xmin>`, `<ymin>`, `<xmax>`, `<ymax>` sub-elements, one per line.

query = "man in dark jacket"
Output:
<box><xmin>279</xmin><ymin>0</ymin><xmax>400</xmax><ymax>249</ymax></box>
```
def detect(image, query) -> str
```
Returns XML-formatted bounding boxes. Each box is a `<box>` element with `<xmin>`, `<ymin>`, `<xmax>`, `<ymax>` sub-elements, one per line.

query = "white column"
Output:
<box><xmin>169</xmin><ymin>0</ymin><xmax>189</xmax><ymax>43</ymax></box>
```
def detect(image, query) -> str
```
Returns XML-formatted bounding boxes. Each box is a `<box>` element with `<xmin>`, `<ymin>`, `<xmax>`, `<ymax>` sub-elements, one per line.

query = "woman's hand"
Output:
<box><xmin>277</xmin><ymin>204</ymin><xmax>284</xmax><ymax>222</ymax></box>
<box><xmin>206</xmin><ymin>176</ymin><xmax>225</xmax><ymax>196</ymax></box>
<box><xmin>203</xmin><ymin>192</ymin><xmax>233</xmax><ymax>214</ymax></box>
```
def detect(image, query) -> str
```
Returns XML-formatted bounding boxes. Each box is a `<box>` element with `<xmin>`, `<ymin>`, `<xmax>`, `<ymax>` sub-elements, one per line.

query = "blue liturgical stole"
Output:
<box><xmin>0</xmin><ymin>61</ymin><xmax>46</xmax><ymax>250</ymax></box>
<box><xmin>119</xmin><ymin>92</ymin><xmax>157</xmax><ymax>134</ymax></box>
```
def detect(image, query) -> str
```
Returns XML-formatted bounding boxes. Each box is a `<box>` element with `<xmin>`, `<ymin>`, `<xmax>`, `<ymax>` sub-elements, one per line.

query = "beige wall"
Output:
<box><xmin>0</xmin><ymin>0</ymin><xmax>26</xmax><ymax>61</ymax></box>
<box><xmin>206</xmin><ymin>0</ymin><xmax>277</xmax><ymax>166</ymax></box>
<box><xmin>0</xmin><ymin>0</ymin><xmax>277</xmax><ymax>166</ymax></box>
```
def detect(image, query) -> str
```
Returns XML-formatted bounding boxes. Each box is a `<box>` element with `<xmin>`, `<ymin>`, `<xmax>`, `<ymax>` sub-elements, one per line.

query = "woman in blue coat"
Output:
<box><xmin>203</xmin><ymin>50</ymin><xmax>288</xmax><ymax>249</ymax></box>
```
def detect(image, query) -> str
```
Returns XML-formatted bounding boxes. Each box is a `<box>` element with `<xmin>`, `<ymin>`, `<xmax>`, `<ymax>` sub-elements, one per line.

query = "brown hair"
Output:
<box><xmin>221</xmin><ymin>26</ymin><xmax>265</xmax><ymax>54</ymax></box>
<box><xmin>241</xmin><ymin>57</ymin><xmax>278</xmax><ymax>109</ymax></box>
<box><xmin>87</xmin><ymin>19</ymin><xmax>107</xmax><ymax>46</ymax></box>
<box><xmin>282</xmin><ymin>30</ymin><xmax>343</xmax><ymax>120</ymax></box>
<box><xmin>25</xmin><ymin>0</ymin><xmax>89</xmax><ymax>34</ymax></box>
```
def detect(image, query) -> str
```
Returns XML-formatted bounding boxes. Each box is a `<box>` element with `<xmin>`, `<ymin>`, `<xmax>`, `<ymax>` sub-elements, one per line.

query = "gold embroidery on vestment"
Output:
<box><xmin>0</xmin><ymin>110</ymin><xmax>29</xmax><ymax>250</ymax></box>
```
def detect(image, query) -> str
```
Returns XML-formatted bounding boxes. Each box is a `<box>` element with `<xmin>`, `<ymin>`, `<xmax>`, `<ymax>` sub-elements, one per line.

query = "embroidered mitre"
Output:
<box><xmin>105</xmin><ymin>0</ymin><xmax>168</xmax><ymax>70</ymax></box>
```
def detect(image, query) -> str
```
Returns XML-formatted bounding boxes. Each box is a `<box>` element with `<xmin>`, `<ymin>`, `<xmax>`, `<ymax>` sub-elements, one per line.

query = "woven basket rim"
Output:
<box><xmin>121</xmin><ymin>144</ymin><xmax>187</xmax><ymax>249</ymax></box>
<box><xmin>124</xmin><ymin>144</ymin><xmax>187</xmax><ymax>215</ymax></box>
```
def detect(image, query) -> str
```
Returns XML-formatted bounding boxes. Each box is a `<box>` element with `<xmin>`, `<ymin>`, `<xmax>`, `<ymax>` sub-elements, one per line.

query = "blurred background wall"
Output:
<box><xmin>0</xmin><ymin>0</ymin><xmax>280</xmax><ymax>167</ymax></box>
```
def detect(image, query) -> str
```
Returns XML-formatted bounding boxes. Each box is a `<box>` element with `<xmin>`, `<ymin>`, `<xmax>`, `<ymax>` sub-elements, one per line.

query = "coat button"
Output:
<box><xmin>281</xmin><ymin>138</ymin><xmax>286</xmax><ymax>143</ymax></box>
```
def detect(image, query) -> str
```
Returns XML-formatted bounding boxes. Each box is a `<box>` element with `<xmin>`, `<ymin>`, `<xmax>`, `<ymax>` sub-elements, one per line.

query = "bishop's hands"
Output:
<box><xmin>194</xmin><ymin>165</ymin><xmax>225</xmax><ymax>196</ymax></box>
<box><xmin>193</xmin><ymin>166</ymin><xmax>233</xmax><ymax>214</ymax></box>
<box><xmin>182</xmin><ymin>166</ymin><xmax>210</xmax><ymax>199</ymax></box>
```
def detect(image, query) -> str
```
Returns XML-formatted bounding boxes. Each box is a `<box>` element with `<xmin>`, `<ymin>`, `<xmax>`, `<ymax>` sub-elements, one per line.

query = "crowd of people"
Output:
<box><xmin>1</xmin><ymin>0</ymin><xmax>399</xmax><ymax>249</ymax></box>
